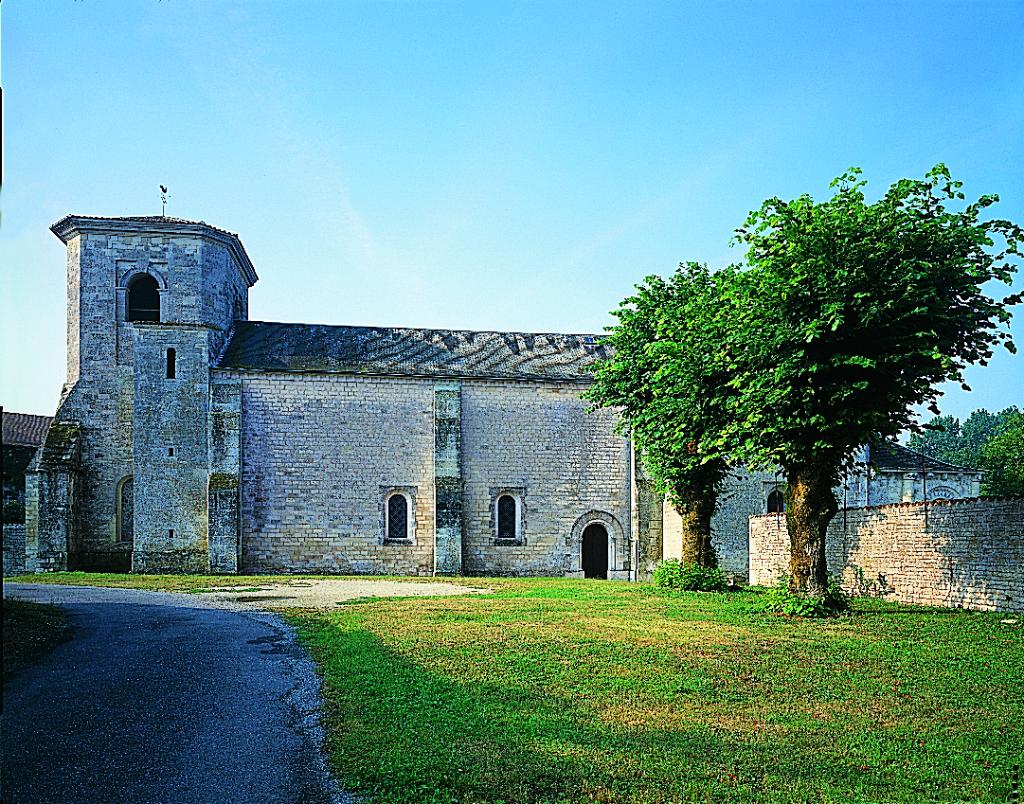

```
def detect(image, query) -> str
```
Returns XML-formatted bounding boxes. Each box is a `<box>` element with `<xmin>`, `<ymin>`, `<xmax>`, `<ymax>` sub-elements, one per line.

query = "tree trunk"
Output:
<box><xmin>784</xmin><ymin>461</ymin><xmax>838</xmax><ymax>596</ymax></box>
<box><xmin>675</xmin><ymin>486</ymin><xmax>717</xmax><ymax>568</ymax></box>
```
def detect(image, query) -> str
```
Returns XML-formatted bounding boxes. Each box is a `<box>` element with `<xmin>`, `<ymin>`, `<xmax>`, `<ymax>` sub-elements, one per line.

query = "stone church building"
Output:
<box><xmin>23</xmin><ymin>215</ymin><xmax>981</xmax><ymax>579</ymax></box>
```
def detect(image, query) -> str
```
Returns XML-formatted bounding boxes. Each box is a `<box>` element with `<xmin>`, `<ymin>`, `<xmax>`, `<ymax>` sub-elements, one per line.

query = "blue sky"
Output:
<box><xmin>2</xmin><ymin>1</ymin><xmax>1022</xmax><ymax>423</ymax></box>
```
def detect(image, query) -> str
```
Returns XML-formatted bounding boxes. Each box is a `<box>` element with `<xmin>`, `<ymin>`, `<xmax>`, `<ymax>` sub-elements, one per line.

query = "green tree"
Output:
<box><xmin>907</xmin><ymin>406</ymin><xmax>1020</xmax><ymax>477</ymax></box>
<box><xmin>726</xmin><ymin>165</ymin><xmax>1022</xmax><ymax>595</ymax></box>
<box><xmin>587</xmin><ymin>263</ymin><xmax>734</xmax><ymax>567</ymax></box>
<box><xmin>906</xmin><ymin>414</ymin><xmax>962</xmax><ymax>462</ymax></box>
<box><xmin>980</xmin><ymin>412</ymin><xmax>1024</xmax><ymax>496</ymax></box>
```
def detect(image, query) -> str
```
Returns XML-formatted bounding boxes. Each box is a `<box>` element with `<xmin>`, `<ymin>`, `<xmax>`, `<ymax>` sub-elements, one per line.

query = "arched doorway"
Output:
<box><xmin>581</xmin><ymin>523</ymin><xmax>608</xmax><ymax>579</ymax></box>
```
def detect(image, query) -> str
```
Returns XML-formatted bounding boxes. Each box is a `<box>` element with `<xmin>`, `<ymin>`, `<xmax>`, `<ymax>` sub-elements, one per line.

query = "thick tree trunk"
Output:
<box><xmin>784</xmin><ymin>461</ymin><xmax>838</xmax><ymax>596</ymax></box>
<box><xmin>675</xmin><ymin>487</ymin><xmax>717</xmax><ymax>568</ymax></box>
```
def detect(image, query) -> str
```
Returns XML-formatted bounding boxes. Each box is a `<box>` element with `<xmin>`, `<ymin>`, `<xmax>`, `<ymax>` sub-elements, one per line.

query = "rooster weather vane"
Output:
<box><xmin>160</xmin><ymin>185</ymin><xmax>170</xmax><ymax>217</ymax></box>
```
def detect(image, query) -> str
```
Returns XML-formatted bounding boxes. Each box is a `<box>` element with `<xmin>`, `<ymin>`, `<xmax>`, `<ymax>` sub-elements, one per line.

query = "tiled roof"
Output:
<box><xmin>50</xmin><ymin>214</ymin><xmax>241</xmax><ymax>240</ymax></box>
<box><xmin>217</xmin><ymin>321</ymin><xmax>608</xmax><ymax>382</ymax></box>
<box><xmin>868</xmin><ymin>440</ymin><xmax>978</xmax><ymax>473</ymax></box>
<box><xmin>2</xmin><ymin>412</ymin><xmax>54</xmax><ymax>448</ymax></box>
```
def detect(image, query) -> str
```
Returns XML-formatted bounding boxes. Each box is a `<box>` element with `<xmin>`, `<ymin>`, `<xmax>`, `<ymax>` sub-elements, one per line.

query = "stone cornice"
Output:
<box><xmin>50</xmin><ymin>214</ymin><xmax>259</xmax><ymax>288</ymax></box>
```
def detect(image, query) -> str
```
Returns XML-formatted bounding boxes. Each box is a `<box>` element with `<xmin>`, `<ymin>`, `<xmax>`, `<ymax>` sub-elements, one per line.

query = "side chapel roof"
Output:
<box><xmin>2</xmin><ymin>412</ymin><xmax>54</xmax><ymax>448</ymax></box>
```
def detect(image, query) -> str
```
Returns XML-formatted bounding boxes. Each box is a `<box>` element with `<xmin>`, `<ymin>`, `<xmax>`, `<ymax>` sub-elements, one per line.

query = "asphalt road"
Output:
<box><xmin>1</xmin><ymin>584</ymin><xmax>345</xmax><ymax>804</ymax></box>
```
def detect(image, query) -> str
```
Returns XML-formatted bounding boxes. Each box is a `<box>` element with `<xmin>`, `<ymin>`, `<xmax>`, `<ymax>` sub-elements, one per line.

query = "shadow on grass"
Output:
<box><xmin>296</xmin><ymin>613</ymin><xmax>1012</xmax><ymax>803</ymax></box>
<box><xmin>2</xmin><ymin>599</ymin><xmax>73</xmax><ymax>686</ymax></box>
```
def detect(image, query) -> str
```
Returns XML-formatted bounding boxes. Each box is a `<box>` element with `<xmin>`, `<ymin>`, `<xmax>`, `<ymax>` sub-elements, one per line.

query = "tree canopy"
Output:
<box><xmin>592</xmin><ymin>164</ymin><xmax>1021</xmax><ymax>595</ymax></box>
<box><xmin>724</xmin><ymin>165</ymin><xmax>1022</xmax><ymax>472</ymax></box>
<box><xmin>586</xmin><ymin>263</ymin><xmax>734</xmax><ymax>566</ymax></box>
<box><xmin>980</xmin><ymin>412</ymin><xmax>1024</xmax><ymax>496</ymax></box>
<box><xmin>909</xmin><ymin>406</ymin><xmax>1024</xmax><ymax>496</ymax></box>
<box><xmin>907</xmin><ymin>407</ymin><xmax>1022</xmax><ymax>495</ymax></box>
<box><xmin>720</xmin><ymin>165</ymin><xmax>1022</xmax><ymax>592</ymax></box>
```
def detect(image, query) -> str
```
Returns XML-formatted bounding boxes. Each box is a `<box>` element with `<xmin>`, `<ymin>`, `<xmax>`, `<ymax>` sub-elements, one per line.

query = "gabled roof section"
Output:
<box><xmin>217</xmin><ymin>321</ymin><xmax>608</xmax><ymax>382</ymax></box>
<box><xmin>2</xmin><ymin>412</ymin><xmax>54</xmax><ymax>448</ymax></box>
<box><xmin>868</xmin><ymin>440</ymin><xmax>980</xmax><ymax>473</ymax></box>
<box><xmin>50</xmin><ymin>214</ymin><xmax>258</xmax><ymax>287</ymax></box>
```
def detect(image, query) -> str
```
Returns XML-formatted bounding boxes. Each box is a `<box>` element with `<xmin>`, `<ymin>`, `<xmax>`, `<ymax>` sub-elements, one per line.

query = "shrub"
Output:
<box><xmin>756</xmin><ymin>575</ymin><xmax>850</xmax><ymax>618</ymax></box>
<box><xmin>652</xmin><ymin>559</ymin><xmax>729</xmax><ymax>592</ymax></box>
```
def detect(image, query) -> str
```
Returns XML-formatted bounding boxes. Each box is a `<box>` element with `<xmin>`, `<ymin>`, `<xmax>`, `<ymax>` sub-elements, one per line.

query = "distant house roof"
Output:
<box><xmin>2</xmin><ymin>412</ymin><xmax>53</xmax><ymax>448</ymax></box>
<box><xmin>217</xmin><ymin>321</ymin><xmax>608</xmax><ymax>382</ymax></box>
<box><xmin>868</xmin><ymin>440</ymin><xmax>978</xmax><ymax>473</ymax></box>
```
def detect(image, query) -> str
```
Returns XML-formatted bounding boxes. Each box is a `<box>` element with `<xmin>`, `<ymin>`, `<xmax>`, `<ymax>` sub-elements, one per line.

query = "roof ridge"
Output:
<box><xmin>239</xmin><ymin>319</ymin><xmax>605</xmax><ymax>340</ymax></box>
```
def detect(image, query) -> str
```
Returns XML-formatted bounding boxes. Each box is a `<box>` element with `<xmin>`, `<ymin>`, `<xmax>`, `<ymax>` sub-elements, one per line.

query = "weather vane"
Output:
<box><xmin>160</xmin><ymin>185</ymin><xmax>170</xmax><ymax>217</ymax></box>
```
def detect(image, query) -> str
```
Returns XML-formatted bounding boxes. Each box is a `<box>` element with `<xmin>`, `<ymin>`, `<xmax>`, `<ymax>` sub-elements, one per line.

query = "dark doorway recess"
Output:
<box><xmin>127</xmin><ymin>274</ymin><xmax>160</xmax><ymax>322</ymax></box>
<box><xmin>581</xmin><ymin>523</ymin><xmax>608</xmax><ymax>579</ymax></box>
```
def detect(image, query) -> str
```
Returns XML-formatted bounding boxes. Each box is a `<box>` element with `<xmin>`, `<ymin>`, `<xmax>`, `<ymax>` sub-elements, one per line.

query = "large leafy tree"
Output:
<box><xmin>587</xmin><ymin>263</ymin><xmax>735</xmax><ymax>567</ymax></box>
<box><xmin>725</xmin><ymin>165</ymin><xmax>1022</xmax><ymax>595</ymax></box>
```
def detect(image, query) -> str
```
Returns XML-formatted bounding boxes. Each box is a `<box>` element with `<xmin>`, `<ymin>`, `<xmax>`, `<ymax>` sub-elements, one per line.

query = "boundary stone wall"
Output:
<box><xmin>749</xmin><ymin>497</ymin><xmax>1024</xmax><ymax>611</ymax></box>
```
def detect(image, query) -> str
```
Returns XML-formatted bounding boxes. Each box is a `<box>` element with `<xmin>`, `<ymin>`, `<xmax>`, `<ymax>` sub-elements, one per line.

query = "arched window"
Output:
<box><xmin>497</xmin><ymin>494</ymin><xmax>517</xmax><ymax>540</ymax></box>
<box><xmin>117</xmin><ymin>477</ymin><xmax>134</xmax><ymax>544</ymax></box>
<box><xmin>166</xmin><ymin>348</ymin><xmax>176</xmax><ymax>379</ymax></box>
<box><xmin>767</xmin><ymin>489</ymin><xmax>785</xmax><ymax>513</ymax></box>
<box><xmin>127</xmin><ymin>274</ymin><xmax>160</xmax><ymax>322</ymax></box>
<box><xmin>386</xmin><ymin>493</ymin><xmax>409</xmax><ymax>541</ymax></box>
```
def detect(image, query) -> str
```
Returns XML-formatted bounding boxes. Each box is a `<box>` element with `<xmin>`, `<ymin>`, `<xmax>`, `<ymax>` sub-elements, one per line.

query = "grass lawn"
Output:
<box><xmin>15</xmin><ymin>573</ymin><xmax>1024</xmax><ymax>801</ymax></box>
<box><xmin>2</xmin><ymin>598</ymin><xmax>71</xmax><ymax>685</ymax></box>
<box><xmin>11</xmin><ymin>571</ymin><xmax>460</xmax><ymax>593</ymax></box>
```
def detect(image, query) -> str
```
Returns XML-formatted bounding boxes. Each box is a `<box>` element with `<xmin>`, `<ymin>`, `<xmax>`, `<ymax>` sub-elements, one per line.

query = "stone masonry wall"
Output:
<box><xmin>233</xmin><ymin>371</ymin><xmax>436</xmax><ymax>574</ymax></box>
<box><xmin>666</xmin><ymin>464</ymin><xmax>983</xmax><ymax>580</ymax></box>
<box><xmin>132</xmin><ymin>325</ymin><xmax>211</xmax><ymax>573</ymax></box>
<box><xmin>460</xmin><ymin>380</ymin><xmax>631</xmax><ymax>577</ymax></box>
<box><xmin>4</xmin><ymin>524</ymin><xmax>26</xmax><ymax>576</ymax></box>
<box><xmin>749</xmin><ymin>497</ymin><xmax>1024</xmax><ymax>611</ymax></box>
<box><xmin>229</xmin><ymin>371</ymin><xmax>632</xmax><ymax>577</ymax></box>
<box><xmin>662</xmin><ymin>468</ymin><xmax>778</xmax><ymax>577</ymax></box>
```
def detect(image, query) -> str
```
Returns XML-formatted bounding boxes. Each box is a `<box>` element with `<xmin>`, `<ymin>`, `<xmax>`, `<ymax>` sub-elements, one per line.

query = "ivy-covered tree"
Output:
<box><xmin>725</xmin><ymin>165</ymin><xmax>1022</xmax><ymax>595</ymax></box>
<box><xmin>587</xmin><ymin>263</ymin><xmax>735</xmax><ymax>567</ymax></box>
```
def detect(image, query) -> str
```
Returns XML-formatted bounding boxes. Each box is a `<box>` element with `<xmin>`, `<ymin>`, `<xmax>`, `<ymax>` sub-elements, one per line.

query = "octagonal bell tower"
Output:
<box><xmin>26</xmin><ymin>216</ymin><xmax>258</xmax><ymax>573</ymax></box>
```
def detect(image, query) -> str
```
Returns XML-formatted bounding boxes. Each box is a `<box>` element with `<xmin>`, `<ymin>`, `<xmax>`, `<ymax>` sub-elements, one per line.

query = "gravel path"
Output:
<box><xmin>193</xmin><ymin>578</ymin><xmax>491</xmax><ymax>608</ymax></box>
<box><xmin>1</xmin><ymin>584</ymin><xmax>349</xmax><ymax>804</ymax></box>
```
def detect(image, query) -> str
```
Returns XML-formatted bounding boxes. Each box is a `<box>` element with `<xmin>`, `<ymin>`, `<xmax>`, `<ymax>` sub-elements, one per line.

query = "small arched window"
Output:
<box><xmin>166</xmin><ymin>348</ymin><xmax>176</xmax><ymax>379</ymax></box>
<box><xmin>127</xmin><ymin>274</ymin><xmax>160</xmax><ymax>322</ymax></box>
<box><xmin>497</xmin><ymin>494</ymin><xmax>517</xmax><ymax>540</ymax></box>
<box><xmin>767</xmin><ymin>489</ymin><xmax>785</xmax><ymax>513</ymax></box>
<box><xmin>387</xmin><ymin>493</ymin><xmax>409</xmax><ymax>541</ymax></box>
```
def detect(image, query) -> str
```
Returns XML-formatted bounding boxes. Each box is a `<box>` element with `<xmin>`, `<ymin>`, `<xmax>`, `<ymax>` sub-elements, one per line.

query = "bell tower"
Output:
<box><xmin>27</xmin><ymin>216</ymin><xmax>258</xmax><ymax>572</ymax></box>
